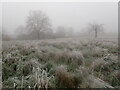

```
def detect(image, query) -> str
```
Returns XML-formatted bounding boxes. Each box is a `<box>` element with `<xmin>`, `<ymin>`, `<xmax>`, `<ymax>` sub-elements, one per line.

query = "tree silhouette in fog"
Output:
<box><xmin>88</xmin><ymin>22</ymin><xmax>104</xmax><ymax>38</ymax></box>
<box><xmin>26</xmin><ymin>10</ymin><xmax>51</xmax><ymax>39</ymax></box>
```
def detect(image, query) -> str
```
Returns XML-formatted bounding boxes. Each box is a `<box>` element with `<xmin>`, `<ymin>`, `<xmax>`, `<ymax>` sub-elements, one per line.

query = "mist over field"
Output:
<box><xmin>1</xmin><ymin>2</ymin><xmax>120</xmax><ymax>89</ymax></box>
<box><xmin>1</xmin><ymin>2</ymin><xmax>118</xmax><ymax>40</ymax></box>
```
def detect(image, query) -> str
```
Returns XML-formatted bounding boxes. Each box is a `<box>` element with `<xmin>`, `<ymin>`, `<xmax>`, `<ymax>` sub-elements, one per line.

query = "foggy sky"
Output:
<box><xmin>0</xmin><ymin>2</ymin><xmax>2</xmax><ymax>31</ymax></box>
<box><xmin>2</xmin><ymin>2</ymin><xmax>118</xmax><ymax>34</ymax></box>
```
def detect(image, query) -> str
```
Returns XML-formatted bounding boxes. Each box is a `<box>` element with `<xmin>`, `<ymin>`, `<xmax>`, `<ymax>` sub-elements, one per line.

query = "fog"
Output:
<box><xmin>1</xmin><ymin>2</ymin><xmax>119</xmax><ymax>89</ymax></box>
<box><xmin>0</xmin><ymin>2</ymin><xmax>2</xmax><ymax>31</ymax></box>
<box><xmin>2</xmin><ymin>2</ymin><xmax>118</xmax><ymax>35</ymax></box>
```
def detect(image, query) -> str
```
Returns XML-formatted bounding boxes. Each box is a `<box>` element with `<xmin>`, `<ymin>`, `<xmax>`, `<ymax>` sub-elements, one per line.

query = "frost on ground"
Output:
<box><xmin>2</xmin><ymin>38</ymin><xmax>120</xmax><ymax>88</ymax></box>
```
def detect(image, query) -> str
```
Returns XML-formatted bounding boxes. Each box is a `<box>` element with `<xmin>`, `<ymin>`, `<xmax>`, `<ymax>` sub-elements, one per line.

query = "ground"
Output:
<box><xmin>1</xmin><ymin>38</ymin><xmax>120</xmax><ymax>88</ymax></box>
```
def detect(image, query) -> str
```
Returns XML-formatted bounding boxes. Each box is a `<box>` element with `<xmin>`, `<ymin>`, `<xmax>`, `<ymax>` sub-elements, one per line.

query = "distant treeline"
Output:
<box><xmin>2</xmin><ymin>25</ymin><xmax>81</xmax><ymax>41</ymax></box>
<box><xmin>2</xmin><ymin>10</ymin><xmax>112</xmax><ymax>41</ymax></box>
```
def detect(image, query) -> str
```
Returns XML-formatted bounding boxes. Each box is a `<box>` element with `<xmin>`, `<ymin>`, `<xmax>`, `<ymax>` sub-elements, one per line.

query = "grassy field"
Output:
<box><xmin>2</xmin><ymin>38</ymin><xmax>120</xmax><ymax>88</ymax></box>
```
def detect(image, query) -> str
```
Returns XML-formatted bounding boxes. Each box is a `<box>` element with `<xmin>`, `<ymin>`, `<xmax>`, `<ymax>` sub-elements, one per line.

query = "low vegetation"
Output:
<box><xmin>2</xmin><ymin>38</ymin><xmax>120</xmax><ymax>88</ymax></box>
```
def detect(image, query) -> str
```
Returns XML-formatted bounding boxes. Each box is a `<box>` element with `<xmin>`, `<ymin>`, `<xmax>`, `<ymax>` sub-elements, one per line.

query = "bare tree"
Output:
<box><xmin>88</xmin><ymin>22</ymin><xmax>104</xmax><ymax>38</ymax></box>
<box><xmin>26</xmin><ymin>10</ymin><xmax>51</xmax><ymax>39</ymax></box>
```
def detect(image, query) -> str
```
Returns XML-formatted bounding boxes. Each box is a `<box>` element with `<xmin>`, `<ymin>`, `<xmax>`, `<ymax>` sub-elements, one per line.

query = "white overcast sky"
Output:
<box><xmin>1</xmin><ymin>2</ymin><xmax>118</xmax><ymax>34</ymax></box>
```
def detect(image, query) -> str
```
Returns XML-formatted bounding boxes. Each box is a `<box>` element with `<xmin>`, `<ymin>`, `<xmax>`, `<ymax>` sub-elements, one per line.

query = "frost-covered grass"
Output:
<box><xmin>2</xmin><ymin>38</ymin><xmax>120</xmax><ymax>88</ymax></box>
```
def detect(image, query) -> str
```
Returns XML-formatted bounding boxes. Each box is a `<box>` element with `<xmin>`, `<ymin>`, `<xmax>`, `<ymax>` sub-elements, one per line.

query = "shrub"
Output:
<box><xmin>55</xmin><ymin>65</ymin><xmax>79</xmax><ymax>88</ymax></box>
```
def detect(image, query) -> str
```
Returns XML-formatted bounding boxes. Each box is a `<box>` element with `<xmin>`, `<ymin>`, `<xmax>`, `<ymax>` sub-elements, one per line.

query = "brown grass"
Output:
<box><xmin>55</xmin><ymin>65</ymin><xmax>79</xmax><ymax>88</ymax></box>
